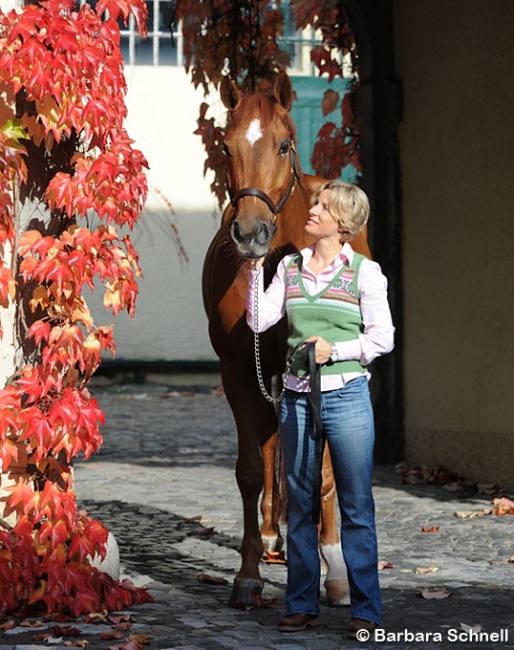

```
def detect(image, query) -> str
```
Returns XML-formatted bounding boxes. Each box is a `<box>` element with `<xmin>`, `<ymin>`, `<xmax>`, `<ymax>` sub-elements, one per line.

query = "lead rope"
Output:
<box><xmin>252</xmin><ymin>264</ymin><xmax>288</xmax><ymax>404</ymax></box>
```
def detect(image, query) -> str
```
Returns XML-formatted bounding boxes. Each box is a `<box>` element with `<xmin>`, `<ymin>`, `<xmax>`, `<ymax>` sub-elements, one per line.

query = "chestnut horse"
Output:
<box><xmin>202</xmin><ymin>71</ymin><xmax>371</xmax><ymax>607</ymax></box>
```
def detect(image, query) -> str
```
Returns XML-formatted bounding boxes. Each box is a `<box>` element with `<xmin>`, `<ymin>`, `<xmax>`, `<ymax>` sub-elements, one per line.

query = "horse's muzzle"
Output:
<box><xmin>231</xmin><ymin>219</ymin><xmax>276</xmax><ymax>257</ymax></box>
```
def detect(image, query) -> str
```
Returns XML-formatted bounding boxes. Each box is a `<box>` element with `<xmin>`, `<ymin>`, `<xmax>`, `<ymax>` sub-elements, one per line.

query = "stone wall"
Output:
<box><xmin>395</xmin><ymin>1</ymin><xmax>514</xmax><ymax>488</ymax></box>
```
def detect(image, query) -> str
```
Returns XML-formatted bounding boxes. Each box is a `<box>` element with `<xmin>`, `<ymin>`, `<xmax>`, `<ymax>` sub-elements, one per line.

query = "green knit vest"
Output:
<box><xmin>285</xmin><ymin>252</ymin><xmax>366</xmax><ymax>377</ymax></box>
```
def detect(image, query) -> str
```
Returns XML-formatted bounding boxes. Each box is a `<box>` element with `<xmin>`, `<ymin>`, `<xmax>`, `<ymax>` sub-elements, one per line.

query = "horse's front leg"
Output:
<box><xmin>319</xmin><ymin>446</ymin><xmax>350</xmax><ymax>606</ymax></box>
<box><xmin>222</xmin><ymin>370</ymin><xmax>281</xmax><ymax>607</ymax></box>
<box><xmin>231</xmin><ymin>442</ymin><xmax>265</xmax><ymax>607</ymax></box>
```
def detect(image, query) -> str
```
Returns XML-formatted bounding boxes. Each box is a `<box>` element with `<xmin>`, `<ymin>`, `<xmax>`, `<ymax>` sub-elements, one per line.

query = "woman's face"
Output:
<box><xmin>305</xmin><ymin>189</ymin><xmax>343</xmax><ymax>241</ymax></box>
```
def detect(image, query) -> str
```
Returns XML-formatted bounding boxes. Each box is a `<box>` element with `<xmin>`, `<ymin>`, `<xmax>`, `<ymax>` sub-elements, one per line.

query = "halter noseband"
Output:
<box><xmin>230</xmin><ymin>141</ymin><xmax>299</xmax><ymax>221</ymax></box>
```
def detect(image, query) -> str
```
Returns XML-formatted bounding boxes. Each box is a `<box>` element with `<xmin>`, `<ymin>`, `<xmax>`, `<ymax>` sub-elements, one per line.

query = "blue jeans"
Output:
<box><xmin>279</xmin><ymin>375</ymin><xmax>381</xmax><ymax>623</ymax></box>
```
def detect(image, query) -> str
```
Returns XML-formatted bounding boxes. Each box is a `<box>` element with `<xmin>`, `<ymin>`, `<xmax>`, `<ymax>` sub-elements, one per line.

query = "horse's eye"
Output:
<box><xmin>278</xmin><ymin>140</ymin><xmax>290</xmax><ymax>157</ymax></box>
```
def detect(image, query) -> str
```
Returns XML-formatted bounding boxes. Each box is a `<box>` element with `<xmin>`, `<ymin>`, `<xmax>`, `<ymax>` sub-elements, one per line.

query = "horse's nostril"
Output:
<box><xmin>231</xmin><ymin>221</ymin><xmax>243</xmax><ymax>243</ymax></box>
<box><xmin>256</xmin><ymin>223</ymin><xmax>269</xmax><ymax>245</ymax></box>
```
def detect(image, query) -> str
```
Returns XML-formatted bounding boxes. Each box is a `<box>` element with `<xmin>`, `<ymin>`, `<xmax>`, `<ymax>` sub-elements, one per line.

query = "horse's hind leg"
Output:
<box><xmin>260</xmin><ymin>418</ymin><xmax>284</xmax><ymax>558</ymax></box>
<box><xmin>320</xmin><ymin>447</ymin><xmax>350</xmax><ymax>606</ymax></box>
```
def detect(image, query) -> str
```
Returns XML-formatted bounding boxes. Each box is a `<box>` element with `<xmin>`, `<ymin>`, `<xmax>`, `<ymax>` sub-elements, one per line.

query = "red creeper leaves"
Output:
<box><xmin>311</xmin><ymin>85</ymin><xmax>361</xmax><ymax>178</ymax></box>
<box><xmin>0</xmin><ymin>0</ymin><xmax>152</xmax><ymax>617</ymax></box>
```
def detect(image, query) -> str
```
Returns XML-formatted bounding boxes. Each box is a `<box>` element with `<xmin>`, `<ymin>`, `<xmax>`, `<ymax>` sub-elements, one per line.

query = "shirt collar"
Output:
<box><xmin>300</xmin><ymin>242</ymin><xmax>354</xmax><ymax>266</ymax></box>
<box><xmin>340</xmin><ymin>242</ymin><xmax>354</xmax><ymax>265</ymax></box>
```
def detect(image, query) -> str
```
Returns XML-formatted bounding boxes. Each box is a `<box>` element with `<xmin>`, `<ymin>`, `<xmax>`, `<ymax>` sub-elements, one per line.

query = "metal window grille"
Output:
<box><xmin>78</xmin><ymin>0</ymin><xmax>347</xmax><ymax>73</ymax></box>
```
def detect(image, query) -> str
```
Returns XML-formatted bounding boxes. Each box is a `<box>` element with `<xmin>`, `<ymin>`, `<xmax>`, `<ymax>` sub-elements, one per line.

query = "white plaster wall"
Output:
<box><xmin>90</xmin><ymin>66</ymin><xmax>223</xmax><ymax>362</ymax></box>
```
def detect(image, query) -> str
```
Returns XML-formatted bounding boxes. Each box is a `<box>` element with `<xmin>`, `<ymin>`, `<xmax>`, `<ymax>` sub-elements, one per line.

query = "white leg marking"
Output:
<box><xmin>320</xmin><ymin>543</ymin><xmax>347</xmax><ymax>580</ymax></box>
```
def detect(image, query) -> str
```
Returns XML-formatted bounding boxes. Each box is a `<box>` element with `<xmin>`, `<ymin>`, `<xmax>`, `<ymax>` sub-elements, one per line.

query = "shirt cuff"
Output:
<box><xmin>332</xmin><ymin>339</ymin><xmax>363</xmax><ymax>363</ymax></box>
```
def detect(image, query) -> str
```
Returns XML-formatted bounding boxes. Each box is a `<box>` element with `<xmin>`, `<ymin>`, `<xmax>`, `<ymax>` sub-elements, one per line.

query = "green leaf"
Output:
<box><xmin>1</xmin><ymin>119</ymin><xmax>30</xmax><ymax>142</ymax></box>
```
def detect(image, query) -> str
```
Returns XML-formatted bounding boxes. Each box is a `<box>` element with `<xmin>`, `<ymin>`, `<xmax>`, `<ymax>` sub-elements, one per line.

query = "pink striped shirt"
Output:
<box><xmin>246</xmin><ymin>243</ymin><xmax>395</xmax><ymax>392</ymax></box>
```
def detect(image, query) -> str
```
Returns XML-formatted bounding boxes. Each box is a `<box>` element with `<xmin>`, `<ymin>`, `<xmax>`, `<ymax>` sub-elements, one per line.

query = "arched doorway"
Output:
<box><xmin>343</xmin><ymin>0</ymin><xmax>404</xmax><ymax>463</ymax></box>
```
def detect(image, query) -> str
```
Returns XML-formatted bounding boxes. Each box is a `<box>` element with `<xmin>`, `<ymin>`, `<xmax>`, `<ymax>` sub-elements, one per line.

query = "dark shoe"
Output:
<box><xmin>278</xmin><ymin>613</ymin><xmax>320</xmax><ymax>632</ymax></box>
<box><xmin>346</xmin><ymin>618</ymin><xmax>377</xmax><ymax>641</ymax></box>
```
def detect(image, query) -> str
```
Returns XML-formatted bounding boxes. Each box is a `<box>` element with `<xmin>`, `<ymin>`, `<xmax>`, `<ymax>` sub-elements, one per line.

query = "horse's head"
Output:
<box><xmin>220</xmin><ymin>71</ymin><xmax>300</xmax><ymax>258</ymax></box>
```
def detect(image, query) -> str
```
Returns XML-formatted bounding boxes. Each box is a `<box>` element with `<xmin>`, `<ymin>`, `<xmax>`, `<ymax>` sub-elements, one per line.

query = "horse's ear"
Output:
<box><xmin>220</xmin><ymin>76</ymin><xmax>241</xmax><ymax>111</ymax></box>
<box><xmin>273</xmin><ymin>70</ymin><xmax>293</xmax><ymax>112</ymax></box>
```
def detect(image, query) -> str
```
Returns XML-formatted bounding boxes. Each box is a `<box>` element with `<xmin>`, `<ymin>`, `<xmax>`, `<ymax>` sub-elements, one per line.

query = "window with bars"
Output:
<box><xmin>116</xmin><ymin>0</ymin><xmax>318</xmax><ymax>71</ymax></box>
<box><xmin>78</xmin><ymin>0</ymin><xmax>347</xmax><ymax>73</ymax></box>
<box><xmin>118</xmin><ymin>0</ymin><xmax>181</xmax><ymax>66</ymax></box>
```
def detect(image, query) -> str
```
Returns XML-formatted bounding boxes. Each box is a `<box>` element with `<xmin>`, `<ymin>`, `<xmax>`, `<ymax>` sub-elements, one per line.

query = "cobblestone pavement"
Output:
<box><xmin>1</xmin><ymin>377</ymin><xmax>514</xmax><ymax>649</ymax></box>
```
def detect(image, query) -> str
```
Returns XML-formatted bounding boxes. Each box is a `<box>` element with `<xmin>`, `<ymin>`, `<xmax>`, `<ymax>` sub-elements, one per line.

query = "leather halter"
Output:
<box><xmin>230</xmin><ymin>141</ymin><xmax>299</xmax><ymax>220</ymax></box>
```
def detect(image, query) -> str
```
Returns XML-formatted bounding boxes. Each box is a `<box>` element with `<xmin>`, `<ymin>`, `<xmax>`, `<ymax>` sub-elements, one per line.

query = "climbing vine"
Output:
<box><xmin>0</xmin><ymin>0</ymin><xmax>153</xmax><ymax>616</ymax></box>
<box><xmin>176</xmin><ymin>0</ymin><xmax>361</xmax><ymax>207</ymax></box>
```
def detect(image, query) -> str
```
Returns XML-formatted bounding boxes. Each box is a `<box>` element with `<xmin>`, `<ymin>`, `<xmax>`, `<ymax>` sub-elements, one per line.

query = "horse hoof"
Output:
<box><xmin>325</xmin><ymin>579</ymin><xmax>351</xmax><ymax>607</ymax></box>
<box><xmin>228</xmin><ymin>579</ymin><xmax>264</xmax><ymax>608</ymax></box>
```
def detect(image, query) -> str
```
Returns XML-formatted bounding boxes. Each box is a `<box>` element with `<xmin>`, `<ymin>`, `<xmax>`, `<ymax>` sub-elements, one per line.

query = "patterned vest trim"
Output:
<box><xmin>285</xmin><ymin>252</ymin><xmax>366</xmax><ymax>377</ymax></box>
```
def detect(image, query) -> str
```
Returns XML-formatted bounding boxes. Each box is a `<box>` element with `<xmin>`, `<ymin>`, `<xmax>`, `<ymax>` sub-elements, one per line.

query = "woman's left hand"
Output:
<box><xmin>305</xmin><ymin>336</ymin><xmax>332</xmax><ymax>364</ymax></box>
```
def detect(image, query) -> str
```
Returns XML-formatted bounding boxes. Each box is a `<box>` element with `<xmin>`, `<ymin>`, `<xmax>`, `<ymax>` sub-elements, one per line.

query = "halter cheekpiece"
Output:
<box><xmin>230</xmin><ymin>140</ymin><xmax>299</xmax><ymax>221</ymax></box>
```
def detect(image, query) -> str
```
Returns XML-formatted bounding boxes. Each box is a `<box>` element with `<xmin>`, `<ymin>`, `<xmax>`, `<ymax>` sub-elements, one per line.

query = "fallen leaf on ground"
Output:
<box><xmin>460</xmin><ymin>623</ymin><xmax>483</xmax><ymax>633</ymax></box>
<box><xmin>128</xmin><ymin>634</ymin><xmax>151</xmax><ymax>645</ymax></box>
<box><xmin>108</xmin><ymin>642</ymin><xmax>144</xmax><ymax>650</ymax></box>
<box><xmin>508</xmin><ymin>556</ymin><xmax>514</xmax><ymax>564</ymax></box>
<box><xmin>378</xmin><ymin>561</ymin><xmax>394</xmax><ymax>570</ymax></box>
<box><xmin>454</xmin><ymin>498</ymin><xmax>514</xmax><ymax>518</ymax></box>
<box><xmin>421</xmin><ymin>526</ymin><xmax>440</xmax><ymax>532</ymax></box>
<box><xmin>113</xmin><ymin>622</ymin><xmax>133</xmax><ymax>632</ymax></box>
<box><xmin>20</xmin><ymin>620</ymin><xmax>46</xmax><ymax>628</ymax></box>
<box><xmin>107</xmin><ymin>615</ymin><xmax>132</xmax><ymax>625</ymax></box>
<box><xmin>84</xmin><ymin>612</ymin><xmax>108</xmax><ymax>624</ymax></box>
<box><xmin>64</xmin><ymin>641</ymin><xmax>89</xmax><ymax>648</ymax></box>
<box><xmin>34</xmin><ymin>633</ymin><xmax>56</xmax><ymax>641</ymax></box>
<box><xmin>197</xmin><ymin>573</ymin><xmax>229</xmax><ymax>585</ymax></box>
<box><xmin>34</xmin><ymin>635</ymin><xmax>62</xmax><ymax>644</ymax></box>
<box><xmin>491</xmin><ymin>497</ymin><xmax>514</xmax><ymax>515</ymax></box>
<box><xmin>52</xmin><ymin>626</ymin><xmax>81</xmax><ymax>637</ymax></box>
<box><xmin>416</xmin><ymin>567</ymin><xmax>439</xmax><ymax>575</ymax></box>
<box><xmin>454</xmin><ymin>508</ymin><xmax>491</xmax><ymax>518</ymax></box>
<box><xmin>101</xmin><ymin>632</ymin><xmax>125</xmax><ymax>640</ymax></box>
<box><xmin>420</xmin><ymin>588</ymin><xmax>451</xmax><ymax>600</ymax></box>
<box><xmin>116</xmin><ymin>639</ymin><xmax>150</xmax><ymax>650</ymax></box>
<box><xmin>0</xmin><ymin>621</ymin><xmax>16</xmax><ymax>631</ymax></box>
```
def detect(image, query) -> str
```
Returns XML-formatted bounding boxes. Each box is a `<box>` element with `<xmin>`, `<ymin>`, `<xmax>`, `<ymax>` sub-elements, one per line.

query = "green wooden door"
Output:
<box><xmin>290</xmin><ymin>76</ymin><xmax>357</xmax><ymax>182</ymax></box>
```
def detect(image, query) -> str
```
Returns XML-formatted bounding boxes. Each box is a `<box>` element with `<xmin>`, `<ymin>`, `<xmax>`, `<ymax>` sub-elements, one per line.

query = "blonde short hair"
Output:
<box><xmin>311</xmin><ymin>180</ymin><xmax>370</xmax><ymax>241</ymax></box>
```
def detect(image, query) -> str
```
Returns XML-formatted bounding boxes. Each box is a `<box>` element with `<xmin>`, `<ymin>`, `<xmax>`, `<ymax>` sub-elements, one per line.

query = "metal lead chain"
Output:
<box><xmin>253</xmin><ymin>265</ymin><xmax>287</xmax><ymax>404</ymax></box>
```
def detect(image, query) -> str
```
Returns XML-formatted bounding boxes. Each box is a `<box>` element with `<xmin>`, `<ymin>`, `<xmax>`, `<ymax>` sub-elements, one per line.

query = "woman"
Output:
<box><xmin>246</xmin><ymin>180</ymin><xmax>394</xmax><ymax>640</ymax></box>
